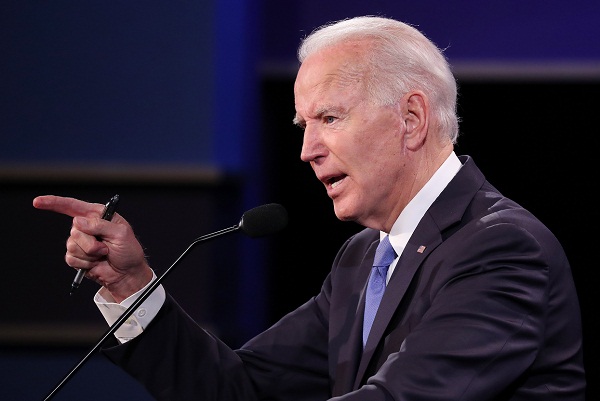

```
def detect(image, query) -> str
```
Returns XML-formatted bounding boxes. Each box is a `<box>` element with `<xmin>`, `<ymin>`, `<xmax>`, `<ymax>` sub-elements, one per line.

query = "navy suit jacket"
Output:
<box><xmin>103</xmin><ymin>156</ymin><xmax>585</xmax><ymax>400</ymax></box>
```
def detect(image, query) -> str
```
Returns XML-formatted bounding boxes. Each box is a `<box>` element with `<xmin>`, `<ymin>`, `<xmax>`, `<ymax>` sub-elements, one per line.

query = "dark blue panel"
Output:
<box><xmin>263</xmin><ymin>0</ymin><xmax>600</xmax><ymax>62</ymax></box>
<box><xmin>1</xmin><ymin>0</ymin><xmax>215</xmax><ymax>165</ymax></box>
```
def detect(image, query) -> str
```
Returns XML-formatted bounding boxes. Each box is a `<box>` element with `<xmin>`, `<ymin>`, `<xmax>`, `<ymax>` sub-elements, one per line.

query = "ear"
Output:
<box><xmin>401</xmin><ymin>91</ymin><xmax>429</xmax><ymax>150</ymax></box>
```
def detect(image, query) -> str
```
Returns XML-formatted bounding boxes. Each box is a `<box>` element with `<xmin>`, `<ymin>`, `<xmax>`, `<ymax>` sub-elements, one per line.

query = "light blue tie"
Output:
<box><xmin>363</xmin><ymin>235</ymin><xmax>396</xmax><ymax>347</ymax></box>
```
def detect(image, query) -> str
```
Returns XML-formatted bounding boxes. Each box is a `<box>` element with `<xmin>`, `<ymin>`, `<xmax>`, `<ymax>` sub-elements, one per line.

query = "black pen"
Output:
<box><xmin>69</xmin><ymin>194</ymin><xmax>120</xmax><ymax>296</ymax></box>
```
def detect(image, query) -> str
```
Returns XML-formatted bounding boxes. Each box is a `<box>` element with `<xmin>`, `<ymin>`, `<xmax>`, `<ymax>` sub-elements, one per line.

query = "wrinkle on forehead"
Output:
<box><xmin>325</xmin><ymin>62</ymin><xmax>364</xmax><ymax>89</ymax></box>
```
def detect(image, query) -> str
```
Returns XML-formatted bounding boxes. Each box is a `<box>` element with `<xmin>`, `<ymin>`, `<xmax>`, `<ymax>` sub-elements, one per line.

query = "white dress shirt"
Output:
<box><xmin>94</xmin><ymin>271</ymin><xmax>165</xmax><ymax>343</ymax></box>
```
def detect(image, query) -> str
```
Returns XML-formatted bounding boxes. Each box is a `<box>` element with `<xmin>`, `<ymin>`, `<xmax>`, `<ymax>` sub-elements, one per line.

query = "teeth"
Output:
<box><xmin>331</xmin><ymin>178</ymin><xmax>341</xmax><ymax>188</ymax></box>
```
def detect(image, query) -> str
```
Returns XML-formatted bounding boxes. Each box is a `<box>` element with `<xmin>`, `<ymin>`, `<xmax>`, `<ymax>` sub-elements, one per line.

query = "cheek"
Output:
<box><xmin>356</xmin><ymin>133</ymin><xmax>402</xmax><ymax>170</ymax></box>
<box><xmin>359</xmin><ymin>114</ymin><xmax>403</xmax><ymax>152</ymax></box>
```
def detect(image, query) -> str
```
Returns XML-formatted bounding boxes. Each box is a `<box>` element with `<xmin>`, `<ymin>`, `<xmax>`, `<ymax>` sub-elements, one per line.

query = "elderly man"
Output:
<box><xmin>34</xmin><ymin>16</ymin><xmax>585</xmax><ymax>400</ymax></box>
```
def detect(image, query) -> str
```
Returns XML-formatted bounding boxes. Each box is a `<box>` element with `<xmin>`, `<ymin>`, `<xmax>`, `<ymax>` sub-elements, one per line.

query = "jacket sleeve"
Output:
<box><xmin>101</xmin><ymin>286</ymin><xmax>332</xmax><ymax>401</ymax></box>
<box><xmin>101</xmin><ymin>294</ymin><xmax>260</xmax><ymax>401</ymax></box>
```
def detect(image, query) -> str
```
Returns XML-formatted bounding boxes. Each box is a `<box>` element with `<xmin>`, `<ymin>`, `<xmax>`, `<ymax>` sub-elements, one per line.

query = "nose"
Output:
<box><xmin>300</xmin><ymin>124</ymin><xmax>326</xmax><ymax>163</ymax></box>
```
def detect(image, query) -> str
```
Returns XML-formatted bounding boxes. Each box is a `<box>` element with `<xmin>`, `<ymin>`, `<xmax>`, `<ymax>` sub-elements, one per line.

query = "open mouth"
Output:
<box><xmin>328</xmin><ymin>175</ymin><xmax>346</xmax><ymax>189</ymax></box>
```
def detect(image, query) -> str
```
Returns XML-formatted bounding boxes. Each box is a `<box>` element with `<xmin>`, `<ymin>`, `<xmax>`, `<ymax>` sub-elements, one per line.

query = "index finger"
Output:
<box><xmin>33</xmin><ymin>195</ymin><xmax>104</xmax><ymax>218</ymax></box>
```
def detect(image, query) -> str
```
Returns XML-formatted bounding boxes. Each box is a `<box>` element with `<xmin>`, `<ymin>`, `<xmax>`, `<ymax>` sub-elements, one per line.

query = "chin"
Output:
<box><xmin>332</xmin><ymin>201</ymin><xmax>358</xmax><ymax>222</ymax></box>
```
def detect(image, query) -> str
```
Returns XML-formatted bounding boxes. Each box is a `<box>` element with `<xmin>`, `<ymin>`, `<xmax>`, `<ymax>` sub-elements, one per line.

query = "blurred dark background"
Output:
<box><xmin>1</xmin><ymin>1</ymin><xmax>598</xmax><ymax>399</ymax></box>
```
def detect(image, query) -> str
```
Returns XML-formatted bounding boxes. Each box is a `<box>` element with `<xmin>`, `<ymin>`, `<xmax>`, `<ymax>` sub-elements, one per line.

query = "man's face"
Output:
<box><xmin>293</xmin><ymin>42</ymin><xmax>409</xmax><ymax>230</ymax></box>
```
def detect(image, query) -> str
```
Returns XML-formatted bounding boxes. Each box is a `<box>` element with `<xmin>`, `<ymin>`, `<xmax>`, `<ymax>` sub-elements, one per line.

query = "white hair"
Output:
<box><xmin>298</xmin><ymin>16</ymin><xmax>459</xmax><ymax>143</ymax></box>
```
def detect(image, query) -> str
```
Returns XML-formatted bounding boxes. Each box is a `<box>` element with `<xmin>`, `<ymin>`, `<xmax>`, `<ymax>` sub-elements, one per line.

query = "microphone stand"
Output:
<box><xmin>43</xmin><ymin>224</ymin><xmax>241</xmax><ymax>400</ymax></box>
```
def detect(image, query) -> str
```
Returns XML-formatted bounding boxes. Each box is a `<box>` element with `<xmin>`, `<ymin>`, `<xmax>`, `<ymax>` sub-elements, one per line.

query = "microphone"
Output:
<box><xmin>43</xmin><ymin>203</ymin><xmax>288</xmax><ymax>401</ymax></box>
<box><xmin>239</xmin><ymin>203</ymin><xmax>288</xmax><ymax>237</ymax></box>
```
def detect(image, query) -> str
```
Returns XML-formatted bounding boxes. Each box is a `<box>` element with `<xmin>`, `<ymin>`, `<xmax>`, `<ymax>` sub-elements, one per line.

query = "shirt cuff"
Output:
<box><xmin>94</xmin><ymin>271</ymin><xmax>166</xmax><ymax>344</ymax></box>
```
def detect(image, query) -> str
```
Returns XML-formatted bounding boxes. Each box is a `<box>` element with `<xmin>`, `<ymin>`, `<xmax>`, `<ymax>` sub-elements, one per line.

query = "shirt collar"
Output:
<box><xmin>382</xmin><ymin>151</ymin><xmax>462</xmax><ymax>256</ymax></box>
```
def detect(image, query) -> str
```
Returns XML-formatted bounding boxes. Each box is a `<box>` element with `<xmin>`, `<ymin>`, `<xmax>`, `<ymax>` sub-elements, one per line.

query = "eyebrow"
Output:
<box><xmin>293</xmin><ymin>104</ymin><xmax>345</xmax><ymax>127</ymax></box>
<box><xmin>292</xmin><ymin>114</ymin><xmax>304</xmax><ymax>127</ymax></box>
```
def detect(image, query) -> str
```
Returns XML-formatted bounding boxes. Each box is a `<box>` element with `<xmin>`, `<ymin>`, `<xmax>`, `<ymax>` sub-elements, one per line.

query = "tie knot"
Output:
<box><xmin>374</xmin><ymin>235</ymin><xmax>396</xmax><ymax>268</ymax></box>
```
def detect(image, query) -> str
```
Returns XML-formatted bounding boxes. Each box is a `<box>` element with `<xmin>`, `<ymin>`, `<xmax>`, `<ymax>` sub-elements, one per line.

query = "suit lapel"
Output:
<box><xmin>353</xmin><ymin>213</ymin><xmax>443</xmax><ymax>388</ymax></box>
<box><xmin>350</xmin><ymin>156</ymin><xmax>485</xmax><ymax>388</ymax></box>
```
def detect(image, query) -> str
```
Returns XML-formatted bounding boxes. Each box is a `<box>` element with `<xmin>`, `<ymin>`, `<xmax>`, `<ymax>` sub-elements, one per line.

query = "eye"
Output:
<box><xmin>324</xmin><ymin>116</ymin><xmax>336</xmax><ymax>124</ymax></box>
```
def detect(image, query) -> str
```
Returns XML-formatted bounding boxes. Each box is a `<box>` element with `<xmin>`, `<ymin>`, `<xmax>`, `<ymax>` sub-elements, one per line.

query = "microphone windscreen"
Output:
<box><xmin>239</xmin><ymin>203</ymin><xmax>288</xmax><ymax>238</ymax></box>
